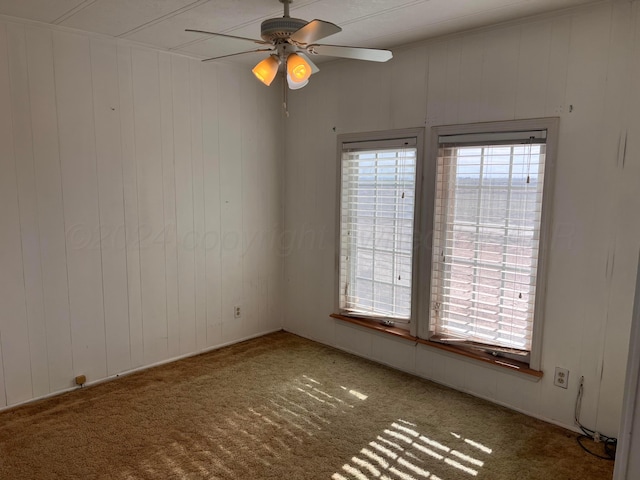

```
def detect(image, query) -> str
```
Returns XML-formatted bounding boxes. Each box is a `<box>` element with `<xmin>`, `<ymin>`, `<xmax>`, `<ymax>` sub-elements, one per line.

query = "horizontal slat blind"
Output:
<box><xmin>339</xmin><ymin>142</ymin><xmax>417</xmax><ymax>322</ymax></box>
<box><xmin>431</xmin><ymin>139</ymin><xmax>547</xmax><ymax>351</ymax></box>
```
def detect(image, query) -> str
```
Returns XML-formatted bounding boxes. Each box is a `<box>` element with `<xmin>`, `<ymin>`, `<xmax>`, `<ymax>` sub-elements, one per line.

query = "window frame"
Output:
<box><xmin>334</xmin><ymin>128</ymin><xmax>426</xmax><ymax>338</ymax></box>
<box><xmin>333</xmin><ymin>118</ymin><xmax>558</xmax><ymax>373</ymax></box>
<box><xmin>418</xmin><ymin>118</ymin><xmax>558</xmax><ymax>371</ymax></box>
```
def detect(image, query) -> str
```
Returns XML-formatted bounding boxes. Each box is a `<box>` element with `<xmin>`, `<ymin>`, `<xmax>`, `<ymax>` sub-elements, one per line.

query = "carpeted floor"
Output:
<box><xmin>0</xmin><ymin>332</ymin><xmax>614</xmax><ymax>479</ymax></box>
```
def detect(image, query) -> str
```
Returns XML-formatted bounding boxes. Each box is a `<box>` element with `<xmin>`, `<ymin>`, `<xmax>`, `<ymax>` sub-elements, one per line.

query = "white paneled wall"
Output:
<box><xmin>284</xmin><ymin>1</ymin><xmax>640</xmax><ymax>437</ymax></box>
<box><xmin>0</xmin><ymin>20</ymin><xmax>283</xmax><ymax>408</ymax></box>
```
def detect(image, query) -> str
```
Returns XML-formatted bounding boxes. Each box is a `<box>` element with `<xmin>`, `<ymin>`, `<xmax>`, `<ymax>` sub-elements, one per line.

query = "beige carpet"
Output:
<box><xmin>0</xmin><ymin>332</ymin><xmax>614</xmax><ymax>479</ymax></box>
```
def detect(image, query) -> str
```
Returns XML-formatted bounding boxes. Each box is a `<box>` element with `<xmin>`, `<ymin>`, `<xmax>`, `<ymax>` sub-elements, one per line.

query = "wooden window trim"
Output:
<box><xmin>330</xmin><ymin>313</ymin><xmax>416</xmax><ymax>342</ymax></box>
<box><xmin>331</xmin><ymin>313</ymin><xmax>543</xmax><ymax>379</ymax></box>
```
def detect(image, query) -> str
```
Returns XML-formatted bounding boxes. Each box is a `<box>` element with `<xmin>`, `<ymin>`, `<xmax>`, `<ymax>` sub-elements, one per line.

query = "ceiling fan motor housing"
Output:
<box><xmin>260</xmin><ymin>17</ymin><xmax>308</xmax><ymax>42</ymax></box>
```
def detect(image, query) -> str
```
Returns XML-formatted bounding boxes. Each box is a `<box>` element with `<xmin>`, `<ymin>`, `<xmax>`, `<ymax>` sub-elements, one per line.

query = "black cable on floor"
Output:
<box><xmin>576</xmin><ymin>435</ymin><xmax>617</xmax><ymax>461</ymax></box>
<box><xmin>574</xmin><ymin>375</ymin><xmax>617</xmax><ymax>461</ymax></box>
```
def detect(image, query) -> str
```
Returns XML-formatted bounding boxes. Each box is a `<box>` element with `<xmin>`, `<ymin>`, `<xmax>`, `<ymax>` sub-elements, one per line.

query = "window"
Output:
<box><xmin>426</xmin><ymin>125</ymin><xmax>554</xmax><ymax>367</ymax></box>
<box><xmin>337</xmin><ymin>130</ymin><xmax>423</xmax><ymax>331</ymax></box>
<box><xmin>335</xmin><ymin>120</ymin><xmax>557</xmax><ymax>371</ymax></box>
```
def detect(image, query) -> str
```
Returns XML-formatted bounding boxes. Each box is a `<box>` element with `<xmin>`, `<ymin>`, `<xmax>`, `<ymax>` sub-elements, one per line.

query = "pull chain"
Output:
<box><xmin>282</xmin><ymin>73</ymin><xmax>289</xmax><ymax>117</ymax></box>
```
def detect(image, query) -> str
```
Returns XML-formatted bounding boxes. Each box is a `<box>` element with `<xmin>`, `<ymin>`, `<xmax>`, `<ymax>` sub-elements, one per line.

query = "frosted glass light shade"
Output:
<box><xmin>252</xmin><ymin>55</ymin><xmax>280</xmax><ymax>86</ymax></box>
<box><xmin>286</xmin><ymin>53</ymin><xmax>311</xmax><ymax>86</ymax></box>
<box><xmin>287</xmin><ymin>72</ymin><xmax>309</xmax><ymax>90</ymax></box>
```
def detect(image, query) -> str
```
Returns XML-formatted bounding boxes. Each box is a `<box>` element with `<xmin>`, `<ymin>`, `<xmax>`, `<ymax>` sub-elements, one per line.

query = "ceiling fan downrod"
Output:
<box><xmin>281</xmin><ymin>0</ymin><xmax>291</xmax><ymax>18</ymax></box>
<box><xmin>261</xmin><ymin>0</ymin><xmax>306</xmax><ymax>43</ymax></box>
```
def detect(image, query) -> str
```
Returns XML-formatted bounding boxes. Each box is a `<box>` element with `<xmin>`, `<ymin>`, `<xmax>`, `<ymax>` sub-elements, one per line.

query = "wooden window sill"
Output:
<box><xmin>415</xmin><ymin>338</ymin><xmax>543</xmax><ymax>378</ymax></box>
<box><xmin>330</xmin><ymin>314</ymin><xmax>416</xmax><ymax>342</ymax></box>
<box><xmin>330</xmin><ymin>313</ymin><xmax>543</xmax><ymax>379</ymax></box>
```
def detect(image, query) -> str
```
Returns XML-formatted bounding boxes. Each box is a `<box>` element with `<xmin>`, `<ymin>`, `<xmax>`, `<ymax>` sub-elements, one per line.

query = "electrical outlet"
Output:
<box><xmin>234</xmin><ymin>305</ymin><xmax>241</xmax><ymax>319</ymax></box>
<box><xmin>554</xmin><ymin>367</ymin><xmax>569</xmax><ymax>389</ymax></box>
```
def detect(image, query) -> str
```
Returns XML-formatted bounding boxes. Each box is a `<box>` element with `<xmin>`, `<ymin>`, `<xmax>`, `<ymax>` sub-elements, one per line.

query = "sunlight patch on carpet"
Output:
<box><xmin>341</xmin><ymin>385</ymin><xmax>369</xmax><ymax>400</ymax></box>
<box><xmin>294</xmin><ymin>376</ymin><xmax>364</xmax><ymax>409</ymax></box>
<box><xmin>334</xmin><ymin>419</ymin><xmax>494</xmax><ymax>479</ymax></box>
<box><xmin>232</xmin><ymin>373</ymin><xmax>371</xmax><ymax>466</ymax></box>
<box><xmin>464</xmin><ymin>438</ymin><xmax>493</xmax><ymax>454</ymax></box>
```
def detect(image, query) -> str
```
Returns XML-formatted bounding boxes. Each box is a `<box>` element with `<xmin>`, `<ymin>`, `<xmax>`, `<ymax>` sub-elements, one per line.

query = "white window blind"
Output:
<box><xmin>339</xmin><ymin>139</ymin><xmax>417</xmax><ymax>324</ymax></box>
<box><xmin>430</xmin><ymin>131</ymin><xmax>547</xmax><ymax>352</ymax></box>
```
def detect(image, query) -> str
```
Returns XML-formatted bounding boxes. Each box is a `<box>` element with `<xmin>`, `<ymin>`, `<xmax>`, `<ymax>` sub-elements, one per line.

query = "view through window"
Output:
<box><xmin>338</xmin><ymin>136</ymin><xmax>418</xmax><ymax>327</ymax></box>
<box><xmin>430</xmin><ymin>138</ymin><xmax>547</xmax><ymax>353</ymax></box>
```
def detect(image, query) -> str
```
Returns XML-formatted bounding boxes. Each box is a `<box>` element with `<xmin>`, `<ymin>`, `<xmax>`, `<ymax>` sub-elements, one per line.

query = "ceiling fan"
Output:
<box><xmin>186</xmin><ymin>0</ymin><xmax>393</xmax><ymax>90</ymax></box>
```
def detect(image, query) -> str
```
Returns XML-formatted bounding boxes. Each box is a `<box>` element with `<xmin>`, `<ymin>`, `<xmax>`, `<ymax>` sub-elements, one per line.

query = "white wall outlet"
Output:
<box><xmin>234</xmin><ymin>305</ymin><xmax>241</xmax><ymax>318</ymax></box>
<box><xmin>554</xmin><ymin>367</ymin><xmax>569</xmax><ymax>389</ymax></box>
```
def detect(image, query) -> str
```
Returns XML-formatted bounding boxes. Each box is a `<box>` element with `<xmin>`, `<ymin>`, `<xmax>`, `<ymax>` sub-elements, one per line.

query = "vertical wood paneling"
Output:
<box><xmin>259</xmin><ymin>85</ymin><xmax>280</xmax><ymax>335</ymax></box>
<box><xmin>201</xmin><ymin>64</ymin><xmax>222</xmax><ymax>346</ymax></box>
<box><xmin>53</xmin><ymin>30</ymin><xmax>107</xmax><ymax>382</ymax></box>
<box><xmin>241</xmin><ymin>74</ymin><xmax>259</xmax><ymax>335</ymax></box>
<box><xmin>6</xmin><ymin>23</ymin><xmax>50</xmax><ymax>397</ymax></box>
<box><xmin>299</xmin><ymin>86</ymin><xmax>321</xmax><ymax>341</ymax></box>
<box><xmin>415</xmin><ymin>346</ymin><xmax>434</xmax><ymax>380</ymax></box>
<box><xmin>117</xmin><ymin>44</ymin><xmax>144</xmax><ymax>369</ymax></box>
<box><xmin>190</xmin><ymin>59</ymin><xmax>207</xmax><ymax>350</ymax></box>
<box><xmin>545</xmin><ymin>17</ymin><xmax>572</xmax><ymax>117</ymax></box>
<box><xmin>24</xmin><ymin>26</ymin><xmax>74</xmax><ymax>391</ymax></box>
<box><xmin>90</xmin><ymin>38</ymin><xmax>131</xmax><ymax>376</ymax></box>
<box><xmin>391</xmin><ymin>45</ymin><xmax>428</xmax><ymax>129</ymax></box>
<box><xmin>313</xmin><ymin>92</ymin><xmax>335</xmax><ymax>343</ymax></box>
<box><xmin>465</xmin><ymin>364</ymin><xmax>497</xmax><ymax>401</ymax></box>
<box><xmin>0</xmin><ymin>23</ymin><xmax>32</xmax><ymax>405</ymax></box>
<box><xmin>334</xmin><ymin>323</ymin><xmax>373</xmax><ymax>360</ymax></box>
<box><xmin>479</xmin><ymin>27</ymin><xmax>520</xmax><ymax>121</ymax></box>
<box><xmin>443</xmin><ymin>38</ymin><xmax>462</xmax><ymax>125</ymax></box>
<box><xmin>171</xmin><ymin>55</ymin><xmax>197</xmax><ymax>355</ymax></box>
<box><xmin>0</xmin><ymin>18</ymin><xmax>283</xmax><ymax>409</ymax></box>
<box><xmin>587</xmin><ymin>1</ymin><xmax>635</xmax><ymax>436</ymax></box>
<box><xmin>456</xmin><ymin>34</ymin><xmax>485</xmax><ymax>124</ymax></box>
<box><xmin>0</xmin><ymin>338</ymin><xmax>5</xmax><ymax>406</ymax></box>
<box><xmin>264</xmin><ymin>88</ymin><xmax>284</xmax><ymax>334</ymax></box>
<box><xmin>158</xmin><ymin>52</ymin><xmax>180</xmax><ymax>358</ymax></box>
<box><xmin>371</xmin><ymin>335</ymin><xmax>415</xmax><ymax>373</ymax></box>
<box><xmin>495</xmin><ymin>372</ymin><xmax>541</xmax><ymax>415</ymax></box>
<box><xmin>301</xmin><ymin>84</ymin><xmax>330</xmax><ymax>342</ymax></box>
<box><xmin>426</xmin><ymin>42</ymin><xmax>448</xmax><ymax>127</ymax></box>
<box><xmin>515</xmin><ymin>21</ymin><xmax>552</xmax><ymax>119</ymax></box>
<box><xmin>336</xmin><ymin>61</ymin><xmax>391</xmax><ymax>133</ymax></box>
<box><xmin>614</xmin><ymin>7</ymin><xmax>640</xmax><ymax>464</ymax></box>
<box><xmin>218</xmin><ymin>68</ymin><xmax>244</xmax><ymax>343</ymax></box>
<box><xmin>131</xmin><ymin>48</ymin><xmax>168</xmax><ymax>364</ymax></box>
<box><xmin>291</xmin><ymin>91</ymin><xmax>315</xmax><ymax>340</ymax></box>
<box><xmin>282</xmin><ymin>85</ymin><xmax>305</xmax><ymax>335</ymax></box>
<box><xmin>540</xmin><ymin>5</ymin><xmax>613</xmax><ymax>429</ymax></box>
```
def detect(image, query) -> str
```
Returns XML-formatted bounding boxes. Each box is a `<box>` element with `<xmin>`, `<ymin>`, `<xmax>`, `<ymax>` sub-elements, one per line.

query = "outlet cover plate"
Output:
<box><xmin>554</xmin><ymin>367</ymin><xmax>569</xmax><ymax>389</ymax></box>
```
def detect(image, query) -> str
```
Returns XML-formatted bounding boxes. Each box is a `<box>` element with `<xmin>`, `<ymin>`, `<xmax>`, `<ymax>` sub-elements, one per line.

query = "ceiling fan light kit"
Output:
<box><xmin>186</xmin><ymin>0</ymin><xmax>393</xmax><ymax>92</ymax></box>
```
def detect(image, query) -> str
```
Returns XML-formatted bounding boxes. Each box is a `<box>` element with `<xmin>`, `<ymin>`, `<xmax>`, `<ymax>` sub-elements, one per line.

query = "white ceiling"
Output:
<box><xmin>0</xmin><ymin>0</ymin><xmax>600</xmax><ymax>64</ymax></box>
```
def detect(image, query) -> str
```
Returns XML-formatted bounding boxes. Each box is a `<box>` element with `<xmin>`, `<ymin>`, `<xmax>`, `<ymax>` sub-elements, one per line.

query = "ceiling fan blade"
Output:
<box><xmin>186</xmin><ymin>29</ymin><xmax>270</xmax><ymax>45</ymax></box>
<box><xmin>296</xmin><ymin>51</ymin><xmax>320</xmax><ymax>74</ymax></box>
<box><xmin>202</xmin><ymin>49</ymin><xmax>274</xmax><ymax>62</ymax></box>
<box><xmin>290</xmin><ymin>19</ymin><xmax>342</xmax><ymax>45</ymax></box>
<box><xmin>306</xmin><ymin>44</ymin><xmax>393</xmax><ymax>62</ymax></box>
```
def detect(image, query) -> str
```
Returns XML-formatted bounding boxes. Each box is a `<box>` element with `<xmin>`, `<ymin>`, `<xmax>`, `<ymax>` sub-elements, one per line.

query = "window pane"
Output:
<box><xmin>339</xmin><ymin>145</ymin><xmax>417</xmax><ymax>322</ymax></box>
<box><xmin>431</xmin><ymin>143</ymin><xmax>546</xmax><ymax>351</ymax></box>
